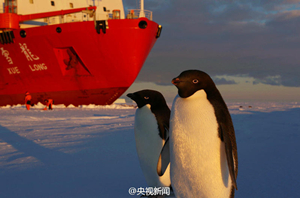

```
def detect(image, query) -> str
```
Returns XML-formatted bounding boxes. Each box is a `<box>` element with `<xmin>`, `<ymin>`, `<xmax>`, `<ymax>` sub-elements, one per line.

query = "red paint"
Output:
<box><xmin>0</xmin><ymin>13</ymin><xmax>19</xmax><ymax>29</ymax></box>
<box><xmin>0</xmin><ymin>18</ymin><xmax>159</xmax><ymax>106</ymax></box>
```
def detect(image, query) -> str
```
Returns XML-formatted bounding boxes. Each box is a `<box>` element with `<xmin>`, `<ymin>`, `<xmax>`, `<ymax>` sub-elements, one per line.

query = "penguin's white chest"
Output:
<box><xmin>134</xmin><ymin>105</ymin><xmax>171</xmax><ymax>187</ymax></box>
<box><xmin>170</xmin><ymin>90</ymin><xmax>231</xmax><ymax>198</ymax></box>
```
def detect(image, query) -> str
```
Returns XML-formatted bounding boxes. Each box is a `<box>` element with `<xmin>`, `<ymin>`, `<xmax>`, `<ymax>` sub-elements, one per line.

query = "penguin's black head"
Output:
<box><xmin>127</xmin><ymin>89</ymin><xmax>167</xmax><ymax>108</ymax></box>
<box><xmin>172</xmin><ymin>70</ymin><xmax>216</xmax><ymax>98</ymax></box>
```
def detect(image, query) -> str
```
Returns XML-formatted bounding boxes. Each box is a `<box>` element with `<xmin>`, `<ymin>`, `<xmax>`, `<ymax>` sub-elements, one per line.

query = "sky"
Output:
<box><xmin>122</xmin><ymin>0</ymin><xmax>300</xmax><ymax>102</ymax></box>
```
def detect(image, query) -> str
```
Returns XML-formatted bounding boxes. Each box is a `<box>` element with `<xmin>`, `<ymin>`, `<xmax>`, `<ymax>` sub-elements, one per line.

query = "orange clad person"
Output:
<box><xmin>43</xmin><ymin>99</ymin><xmax>53</xmax><ymax>110</ymax></box>
<box><xmin>25</xmin><ymin>91</ymin><xmax>32</xmax><ymax>110</ymax></box>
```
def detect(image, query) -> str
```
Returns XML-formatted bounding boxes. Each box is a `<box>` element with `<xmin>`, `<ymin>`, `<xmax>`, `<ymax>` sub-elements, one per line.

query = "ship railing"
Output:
<box><xmin>43</xmin><ymin>9</ymin><xmax>96</xmax><ymax>25</ymax></box>
<box><xmin>125</xmin><ymin>9</ymin><xmax>152</xmax><ymax>21</ymax></box>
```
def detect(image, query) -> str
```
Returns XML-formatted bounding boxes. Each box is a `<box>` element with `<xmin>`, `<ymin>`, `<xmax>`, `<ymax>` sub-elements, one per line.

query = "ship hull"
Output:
<box><xmin>0</xmin><ymin>18</ymin><xmax>159</xmax><ymax>106</ymax></box>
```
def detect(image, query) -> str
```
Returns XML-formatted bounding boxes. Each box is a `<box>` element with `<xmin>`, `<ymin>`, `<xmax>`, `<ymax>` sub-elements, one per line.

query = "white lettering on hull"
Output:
<box><xmin>7</xmin><ymin>67</ymin><xmax>20</xmax><ymax>74</ymax></box>
<box><xmin>29</xmin><ymin>63</ymin><xmax>48</xmax><ymax>71</ymax></box>
<box><xmin>19</xmin><ymin>43</ymin><xmax>40</xmax><ymax>61</ymax></box>
<box><xmin>1</xmin><ymin>47</ymin><xmax>13</xmax><ymax>64</ymax></box>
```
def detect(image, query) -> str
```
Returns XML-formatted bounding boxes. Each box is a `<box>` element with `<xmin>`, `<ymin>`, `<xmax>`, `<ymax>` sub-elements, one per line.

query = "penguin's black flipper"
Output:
<box><xmin>221</xmin><ymin>123</ymin><xmax>238</xmax><ymax>190</ymax></box>
<box><xmin>157</xmin><ymin>137</ymin><xmax>170</xmax><ymax>176</ymax></box>
<box><xmin>164</xmin><ymin>125</ymin><xmax>169</xmax><ymax>139</ymax></box>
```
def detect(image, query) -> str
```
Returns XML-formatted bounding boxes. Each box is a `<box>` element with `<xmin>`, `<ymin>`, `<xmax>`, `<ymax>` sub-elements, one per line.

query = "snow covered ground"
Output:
<box><xmin>0</xmin><ymin>102</ymin><xmax>299</xmax><ymax>198</ymax></box>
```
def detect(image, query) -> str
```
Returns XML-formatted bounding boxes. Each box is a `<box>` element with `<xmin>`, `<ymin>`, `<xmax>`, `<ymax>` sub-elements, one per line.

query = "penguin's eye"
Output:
<box><xmin>144</xmin><ymin>96</ymin><xmax>149</xmax><ymax>100</ymax></box>
<box><xmin>192</xmin><ymin>79</ymin><xmax>199</xmax><ymax>84</ymax></box>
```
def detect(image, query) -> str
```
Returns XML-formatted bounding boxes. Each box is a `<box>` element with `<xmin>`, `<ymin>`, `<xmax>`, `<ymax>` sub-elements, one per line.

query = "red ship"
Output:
<box><xmin>0</xmin><ymin>0</ymin><xmax>162</xmax><ymax>106</ymax></box>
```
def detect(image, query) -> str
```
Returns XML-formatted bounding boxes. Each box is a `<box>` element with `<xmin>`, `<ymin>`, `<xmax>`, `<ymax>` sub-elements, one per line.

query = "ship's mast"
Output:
<box><xmin>88</xmin><ymin>0</ymin><xmax>96</xmax><ymax>6</ymax></box>
<box><xmin>139</xmin><ymin>0</ymin><xmax>145</xmax><ymax>17</ymax></box>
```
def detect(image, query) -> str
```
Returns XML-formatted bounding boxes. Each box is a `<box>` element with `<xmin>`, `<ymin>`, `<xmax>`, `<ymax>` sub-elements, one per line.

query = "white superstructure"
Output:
<box><xmin>1</xmin><ymin>0</ymin><xmax>125</xmax><ymax>28</ymax></box>
<box><xmin>0</xmin><ymin>0</ymin><xmax>153</xmax><ymax>29</ymax></box>
<box><xmin>18</xmin><ymin>0</ymin><xmax>124</xmax><ymax>19</ymax></box>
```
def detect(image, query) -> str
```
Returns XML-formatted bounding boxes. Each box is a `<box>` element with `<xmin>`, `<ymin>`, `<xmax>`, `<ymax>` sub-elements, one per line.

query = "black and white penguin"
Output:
<box><xmin>159</xmin><ymin>70</ymin><xmax>238</xmax><ymax>198</ymax></box>
<box><xmin>127</xmin><ymin>89</ymin><xmax>171</xmax><ymax>187</ymax></box>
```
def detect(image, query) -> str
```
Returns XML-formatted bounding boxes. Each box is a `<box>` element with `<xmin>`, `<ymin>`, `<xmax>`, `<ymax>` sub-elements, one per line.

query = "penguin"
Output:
<box><xmin>158</xmin><ymin>70</ymin><xmax>238</xmax><ymax>198</ymax></box>
<box><xmin>127</xmin><ymin>89</ymin><xmax>171</xmax><ymax>188</ymax></box>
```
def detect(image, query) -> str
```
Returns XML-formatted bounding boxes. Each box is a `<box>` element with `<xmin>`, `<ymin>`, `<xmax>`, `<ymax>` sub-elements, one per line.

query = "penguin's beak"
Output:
<box><xmin>126</xmin><ymin>93</ymin><xmax>135</xmax><ymax>100</ymax></box>
<box><xmin>172</xmin><ymin>78</ymin><xmax>180</xmax><ymax>86</ymax></box>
